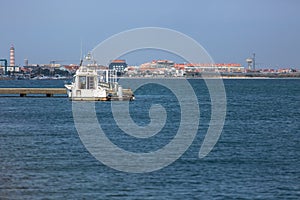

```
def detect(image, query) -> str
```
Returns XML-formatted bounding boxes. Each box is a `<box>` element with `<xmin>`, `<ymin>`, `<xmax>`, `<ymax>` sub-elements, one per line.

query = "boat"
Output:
<box><xmin>64</xmin><ymin>53</ymin><xmax>134</xmax><ymax>101</ymax></box>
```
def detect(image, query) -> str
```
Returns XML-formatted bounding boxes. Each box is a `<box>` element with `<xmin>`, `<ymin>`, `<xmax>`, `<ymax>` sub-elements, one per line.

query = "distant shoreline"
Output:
<box><xmin>1</xmin><ymin>73</ymin><xmax>300</xmax><ymax>81</ymax></box>
<box><xmin>1</xmin><ymin>76</ymin><xmax>300</xmax><ymax>81</ymax></box>
<box><xmin>120</xmin><ymin>74</ymin><xmax>300</xmax><ymax>80</ymax></box>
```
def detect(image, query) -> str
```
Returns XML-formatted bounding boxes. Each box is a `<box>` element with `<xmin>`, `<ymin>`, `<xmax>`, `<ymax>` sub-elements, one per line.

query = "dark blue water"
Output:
<box><xmin>0</xmin><ymin>79</ymin><xmax>299</xmax><ymax>199</ymax></box>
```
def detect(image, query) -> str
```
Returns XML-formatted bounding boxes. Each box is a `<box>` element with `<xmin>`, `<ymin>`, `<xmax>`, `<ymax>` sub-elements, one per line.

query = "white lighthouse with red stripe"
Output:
<box><xmin>10</xmin><ymin>45</ymin><xmax>15</xmax><ymax>66</ymax></box>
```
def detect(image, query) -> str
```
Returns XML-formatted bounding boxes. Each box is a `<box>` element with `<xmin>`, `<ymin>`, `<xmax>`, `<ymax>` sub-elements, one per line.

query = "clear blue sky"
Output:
<box><xmin>0</xmin><ymin>0</ymin><xmax>299</xmax><ymax>68</ymax></box>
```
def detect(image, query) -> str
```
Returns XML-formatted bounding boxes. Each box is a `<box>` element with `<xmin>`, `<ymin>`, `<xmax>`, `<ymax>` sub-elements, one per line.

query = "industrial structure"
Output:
<box><xmin>10</xmin><ymin>45</ymin><xmax>15</xmax><ymax>66</ymax></box>
<box><xmin>0</xmin><ymin>59</ymin><xmax>8</xmax><ymax>75</ymax></box>
<box><xmin>24</xmin><ymin>58</ymin><xmax>29</xmax><ymax>66</ymax></box>
<box><xmin>246</xmin><ymin>53</ymin><xmax>256</xmax><ymax>70</ymax></box>
<box><xmin>0</xmin><ymin>45</ymin><xmax>21</xmax><ymax>75</ymax></box>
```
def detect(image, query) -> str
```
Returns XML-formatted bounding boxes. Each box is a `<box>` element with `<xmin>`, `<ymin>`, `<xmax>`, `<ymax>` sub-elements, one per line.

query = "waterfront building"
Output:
<box><xmin>109</xmin><ymin>59</ymin><xmax>127</xmax><ymax>75</ymax></box>
<box><xmin>183</xmin><ymin>63</ymin><xmax>244</xmax><ymax>73</ymax></box>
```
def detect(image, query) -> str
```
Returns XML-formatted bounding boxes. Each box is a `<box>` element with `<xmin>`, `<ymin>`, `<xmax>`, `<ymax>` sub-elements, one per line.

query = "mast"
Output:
<box><xmin>252</xmin><ymin>53</ymin><xmax>256</xmax><ymax>70</ymax></box>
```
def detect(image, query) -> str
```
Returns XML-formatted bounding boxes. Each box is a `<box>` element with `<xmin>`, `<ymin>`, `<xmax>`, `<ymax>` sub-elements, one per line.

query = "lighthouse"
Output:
<box><xmin>10</xmin><ymin>45</ymin><xmax>15</xmax><ymax>66</ymax></box>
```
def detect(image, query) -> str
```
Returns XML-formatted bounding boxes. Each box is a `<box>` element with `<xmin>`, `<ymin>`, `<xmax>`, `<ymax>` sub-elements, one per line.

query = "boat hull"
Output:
<box><xmin>69</xmin><ymin>97</ymin><xmax>110</xmax><ymax>101</ymax></box>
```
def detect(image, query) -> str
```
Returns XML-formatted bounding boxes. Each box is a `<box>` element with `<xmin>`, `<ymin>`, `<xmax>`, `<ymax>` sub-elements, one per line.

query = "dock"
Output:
<box><xmin>0</xmin><ymin>88</ymin><xmax>67</xmax><ymax>97</ymax></box>
<box><xmin>0</xmin><ymin>88</ymin><xmax>134</xmax><ymax>101</ymax></box>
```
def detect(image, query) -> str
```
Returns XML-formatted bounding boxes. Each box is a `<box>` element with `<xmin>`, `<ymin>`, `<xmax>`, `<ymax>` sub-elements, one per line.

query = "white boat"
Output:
<box><xmin>65</xmin><ymin>66</ymin><xmax>108</xmax><ymax>101</ymax></box>
<box><xmin>65</xmin><ymin>53</ymin><xmax>134</xmax><ymax>101</ymax></box>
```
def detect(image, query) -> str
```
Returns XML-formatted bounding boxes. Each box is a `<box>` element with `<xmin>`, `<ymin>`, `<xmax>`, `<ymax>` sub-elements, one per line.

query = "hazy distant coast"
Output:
<box><xmin>1</xmin><ymin>72</ymin><xmax>300</xmax><ymax>81</ymax></box>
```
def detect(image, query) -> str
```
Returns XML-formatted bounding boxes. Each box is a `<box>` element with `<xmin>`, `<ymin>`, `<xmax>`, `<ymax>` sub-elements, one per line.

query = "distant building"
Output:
<box><xmin>184</xmin><ymin>63</ymin><xmax>244</xmax><ymax>73</ymax></box>
<box><xmin>109</xmin><ymin>59</ymin><xmax>127</xmax><ymax>75</ymax></box>
<box><xmin>140</xmin><ymin>60</ymin><xmax>174</xmax><ymax>69</ymax></box>
<box><xmin>155</xmin><ymin>60</ymin><xmax>174</xmax><ymax>67</ymax></box>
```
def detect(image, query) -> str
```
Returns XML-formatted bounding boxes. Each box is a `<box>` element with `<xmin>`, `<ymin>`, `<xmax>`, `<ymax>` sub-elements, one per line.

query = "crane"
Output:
<box><xmin>0</xmin><ymin>59</ymin><xmax>8</xmax><ymax>75</ymax></box>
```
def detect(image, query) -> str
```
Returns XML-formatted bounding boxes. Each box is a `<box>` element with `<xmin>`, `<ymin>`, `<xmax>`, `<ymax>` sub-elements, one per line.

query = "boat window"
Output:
<box><xmin>79</xmin><ymin>76</ymin><xmax>86</xmax><ymax>89</ymax></box>
<box><xmin>87</xmin><ymin>76</ymin><xmax>95</xmax><ymax>89</ymax></box>
<box><xmin>88</xmin><ymin>66</ymin><xmax>96</xmax><ymax>72</ymax></box>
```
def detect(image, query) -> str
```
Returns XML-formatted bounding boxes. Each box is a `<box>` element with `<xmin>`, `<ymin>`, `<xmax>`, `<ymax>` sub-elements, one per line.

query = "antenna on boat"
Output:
<box><xmin>79</xmin><ymin>39</ymin><xmax>83</xmax><ymax>66</ymax></box>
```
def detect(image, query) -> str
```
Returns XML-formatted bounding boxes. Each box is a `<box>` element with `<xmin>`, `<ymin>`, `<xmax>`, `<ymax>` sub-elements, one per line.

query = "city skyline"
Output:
<box><xmin>0</xmin><ymin>0</ymin><xmax>299</xmax><ymax>68</ymax></box>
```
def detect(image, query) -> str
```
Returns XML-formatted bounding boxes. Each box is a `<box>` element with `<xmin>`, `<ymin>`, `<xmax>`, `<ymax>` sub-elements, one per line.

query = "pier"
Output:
<box><xmin>0</xmin><ymin>88</ymin><xmax>67</xmax><ymax>97</ymax></box>
<box><xmin>0</xmin><ymin>88</ymin><xmax>134</xmax><ymax>100</ymax></box>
